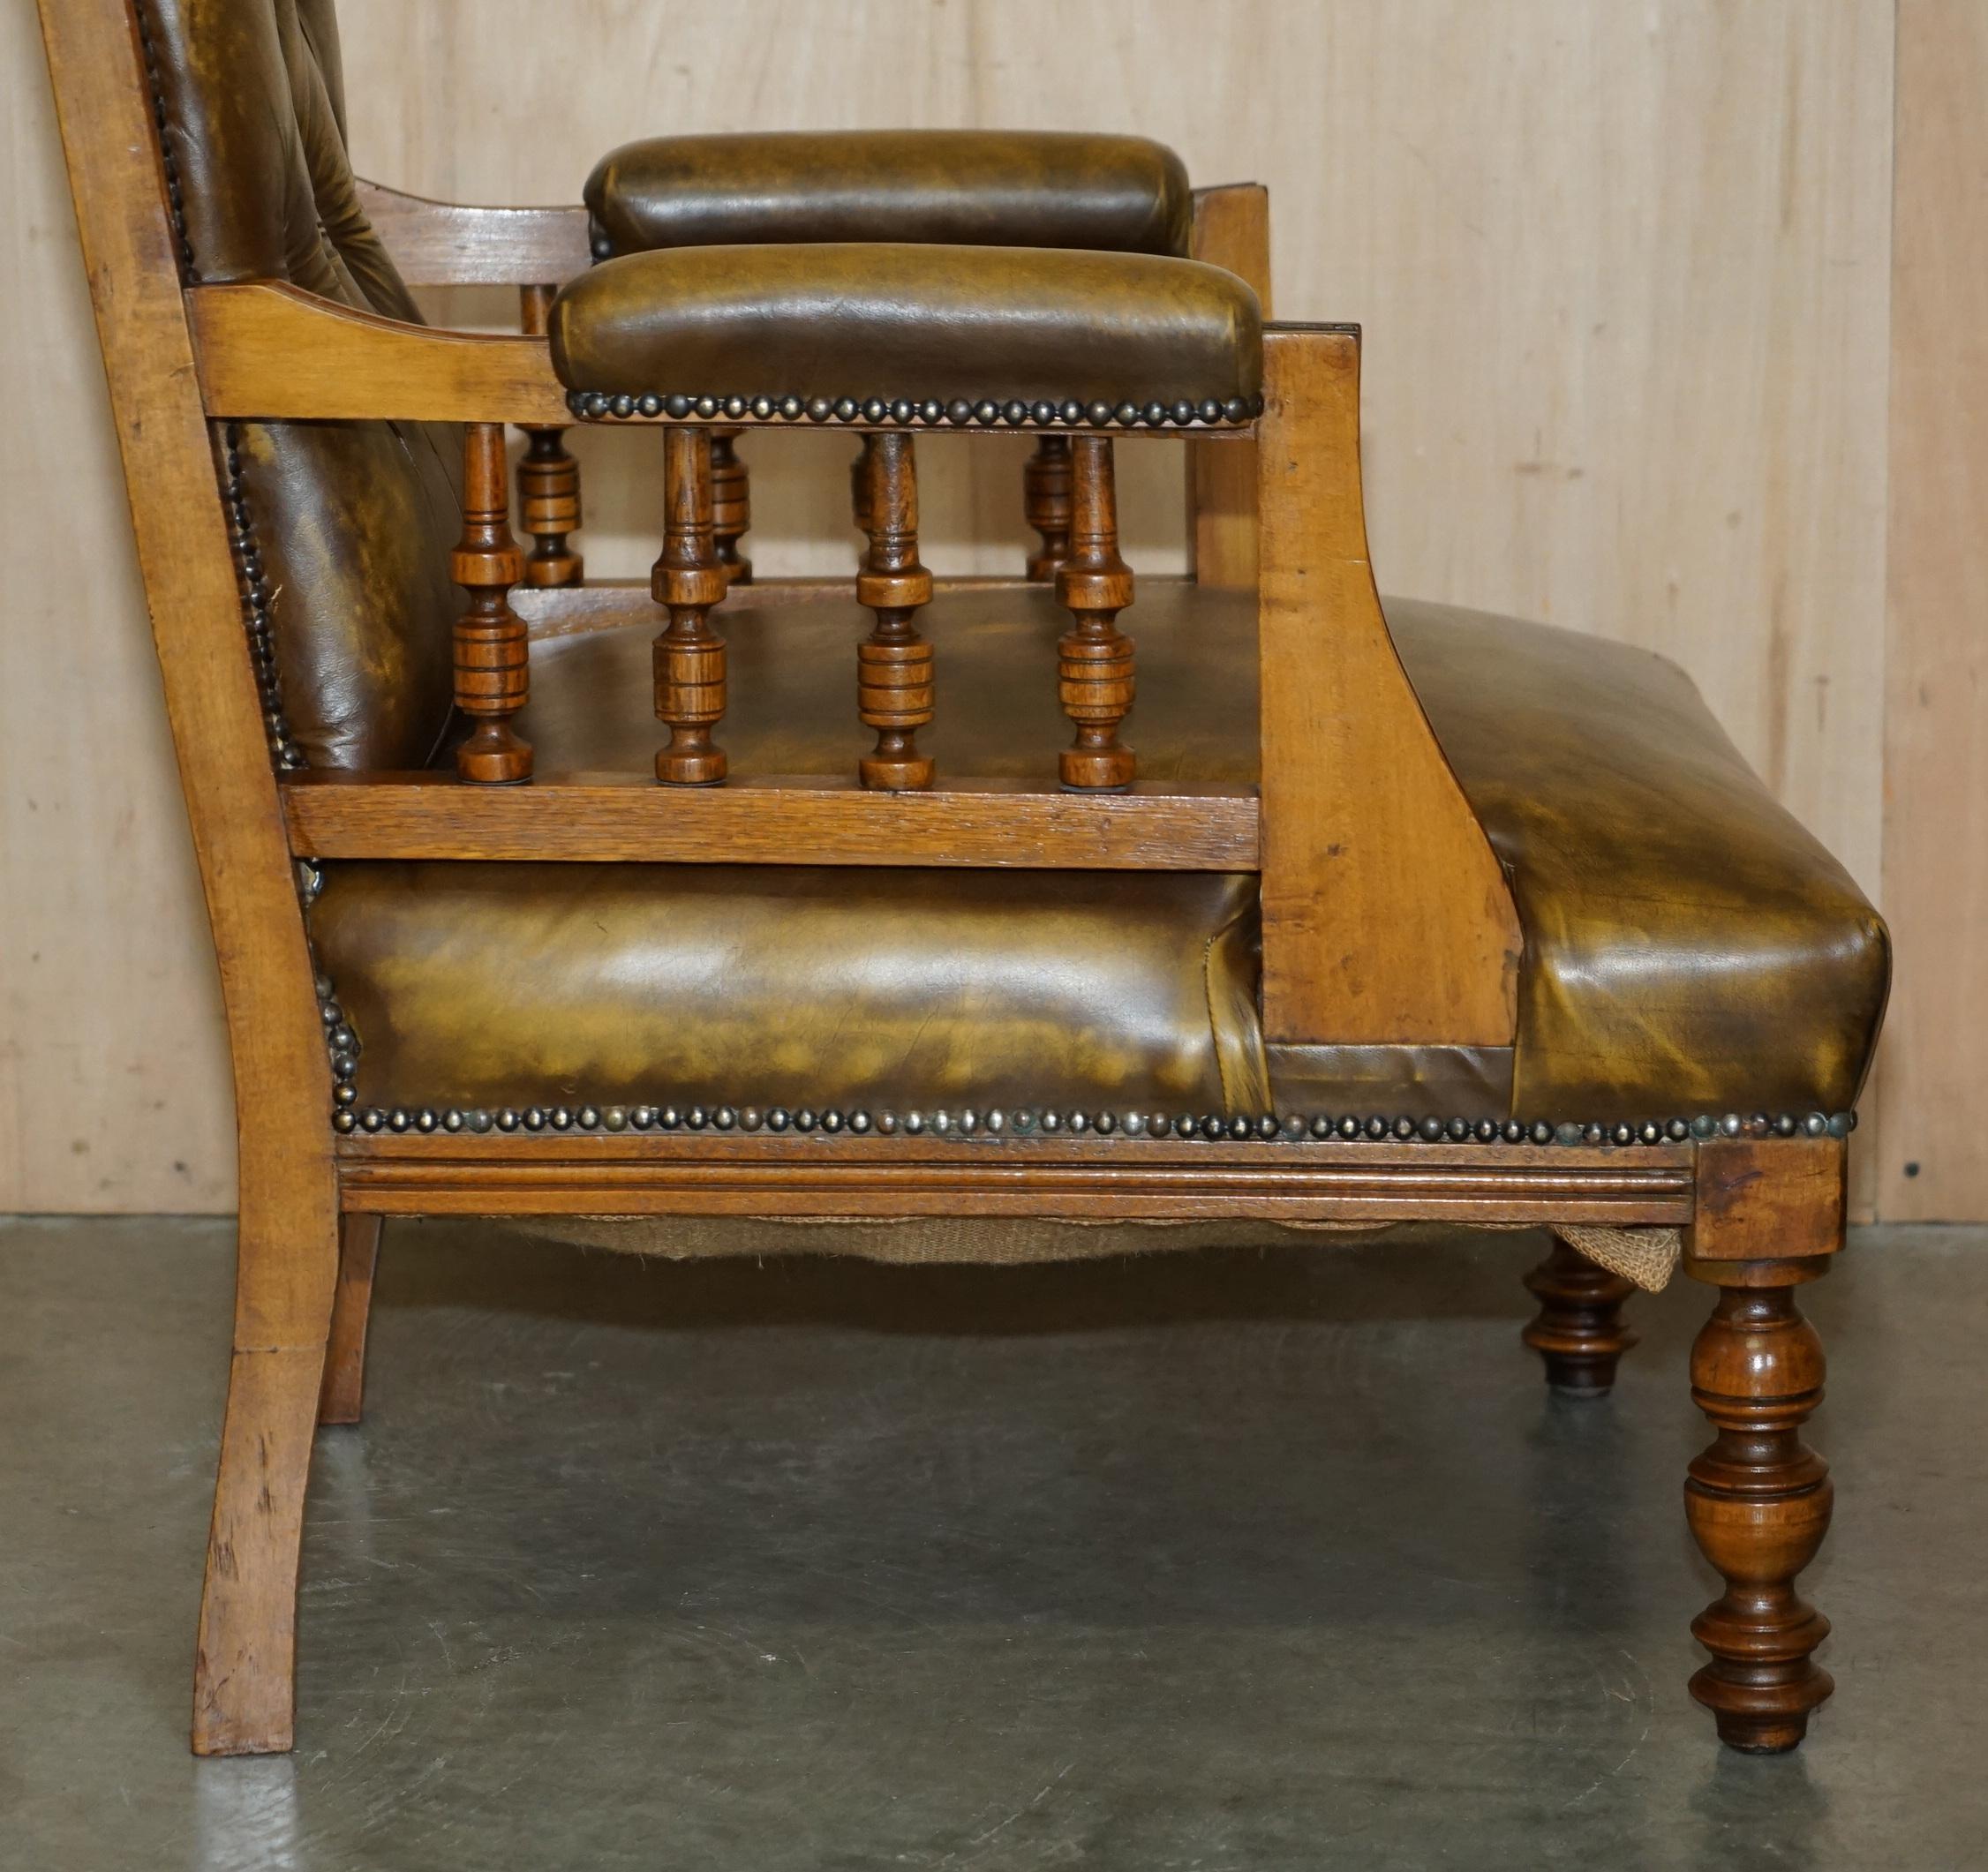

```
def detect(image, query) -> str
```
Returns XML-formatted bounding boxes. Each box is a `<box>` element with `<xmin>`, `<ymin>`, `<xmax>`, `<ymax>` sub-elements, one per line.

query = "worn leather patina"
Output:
<box><xmin>1390</xmin><ymin>598</ymin><xmax>1889</xmax><ymax>1118</ymax></box>
<box><xmin>1266</xmin><ymin>1045</ymin><xmax>1517</xmax><ymax>1121</ymax></box>
<box><xmin>311</xmin><ymin>585</ymin><xmax>1886</xmax><ymax>1122</ymax></box>
<box><xmin>313</xmin><ymin>865</ymin><xmax>1267</xmax><ymax>1116</ymax></box>
<box><xmin>141</xmin><ymin>0</ymin><xmax>457</xmax><ymax>770</ymax></box>
<box><xmin>586</xmin><ymin>131</ymin><xmax>1194</xmax><ymax>259</ymax></box>
<box><xmin>549</xmin><ymin>246</ymin><xmax>1262</xmax><ymax>410</ymax></box>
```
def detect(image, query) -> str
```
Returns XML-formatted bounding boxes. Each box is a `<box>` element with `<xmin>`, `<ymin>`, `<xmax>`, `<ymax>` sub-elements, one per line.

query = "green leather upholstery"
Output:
<box><xmin>548</xmin><ymin>246</ymin><xmax>1262</xmax><ymax>413</ymax></box>
<box><xmin>585</xmin><ymin>131</ymin><xmax>1194</xmax><ymax>259</ymax></box>
<box><xmin>312</xmin><ymin>865</ymin><xmax>1265</xmax><ymax>1116</ymax></box>
<box><xmin>141</xmin><ymin>0</ymin><xmax>458</xmax><ymax>770</ymax></box>
<box><xmin>309</xmin><ymin>585</ymin><xmax>1886</xmax><ymax>1124</ymax></box>
<box><xmin>1391</xmin><ymin>599</ymin><xmax>1886</xmax><ymax>1120</ymax></box>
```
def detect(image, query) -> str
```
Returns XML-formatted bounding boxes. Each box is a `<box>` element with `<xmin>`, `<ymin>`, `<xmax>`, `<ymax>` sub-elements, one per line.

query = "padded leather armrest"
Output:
<box><xmin>585</xmin><ymin>131</ymin><xmax>1192</xmax><ymax>259</ymax></box>
<box><xmin>548</xmin><ymin>244</ymin><xmax>1262</xmax><ymax>422</ymax></box>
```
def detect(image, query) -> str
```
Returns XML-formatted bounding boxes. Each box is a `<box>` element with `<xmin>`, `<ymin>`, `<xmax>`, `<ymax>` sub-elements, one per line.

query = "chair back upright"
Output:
<box><xmin>140</xmin><ymin>0</ymin><xmax>460</xmax><ymax>771</ymax></box>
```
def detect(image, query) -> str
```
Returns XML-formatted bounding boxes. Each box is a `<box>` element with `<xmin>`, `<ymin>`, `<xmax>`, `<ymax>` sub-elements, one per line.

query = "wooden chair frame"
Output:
<box><xmin>41</xmin><ymin>0</ymin><xmax>1848</xmax><ymax>1761</ymax></box>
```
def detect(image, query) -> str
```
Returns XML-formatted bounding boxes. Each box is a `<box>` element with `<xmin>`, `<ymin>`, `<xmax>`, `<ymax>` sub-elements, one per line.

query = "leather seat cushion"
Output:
<box><xmin>548</xmin><ymin>246</ymin><xmax>1261</xmax><ymax>413</ymax></box>
<box><xmin>585</xmin><ymin>132</ymin><xmax>1194</xmax><ymax>259</ymax></box>
<box><xmin>310</xmin><ymin>585</ymin><xmax>1886</xmax><ymax>1124</ymax></box>
<box><xmin>314</xmin><ymin>862</ymin><xmax>1264</xmax><ymax>1116</ymax></box>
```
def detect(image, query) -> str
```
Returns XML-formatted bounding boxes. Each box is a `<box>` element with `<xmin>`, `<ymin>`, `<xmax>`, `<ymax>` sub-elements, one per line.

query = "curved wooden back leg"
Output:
<box><xmin>1055</xmin><ymin>438</ymin><xmax>1136</xmax><ymax>790</ymax></box>
<box><xmin>653</xmin><ymin>428</ymin><xmax>728</xmax><ymax>785</ymax></box>
<box><xmin>1255</xmin><ymin>325</ymin><xmax>1519</xmax><ymax>1043</ymax></box>
<box><xmin>855</xmin><ymin>433</ymin><xmax>936</xmax><ymax>790</ymax></box>
<box><xmin>710</xmin><ymin>429</ymin><xmax>752</xmax><ymax>584</ymax></box>
<box><xmin>453</xmin><ymin>422</ymin><xmax>532</xmax><ymax>783</ymax></box>
<box><xmin>516</xmin><ymin>285</ymin><xmax>583</xmax><ymax>588</ymax></box>
<box><xmin>1024</xmin><ymin>435</ymin><xmax>1073</xmax><ymax>580</ymax></box>
<box><xmin>39</xmin><ymin>0</ymin><xmax>343</xmax><ymax>1755</ymax></box>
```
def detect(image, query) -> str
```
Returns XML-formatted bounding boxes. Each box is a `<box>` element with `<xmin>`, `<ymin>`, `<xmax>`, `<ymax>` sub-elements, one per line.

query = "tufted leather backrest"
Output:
<box><xmin>139</xmin><ymin>0</ymin><xmax>458</xmax><ymax>770</ymax></box>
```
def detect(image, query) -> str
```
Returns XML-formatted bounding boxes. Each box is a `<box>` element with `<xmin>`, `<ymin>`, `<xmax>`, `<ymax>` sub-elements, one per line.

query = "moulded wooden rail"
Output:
<box><xmin>337</xmin><ymin>1131</ymin><xmax>1699</xmax><ymax>1223</ymax></box>
<box><xmin>281</xmin><ymin>771</ymin><xmax>1261</xmax><ymax>869</ymax></box>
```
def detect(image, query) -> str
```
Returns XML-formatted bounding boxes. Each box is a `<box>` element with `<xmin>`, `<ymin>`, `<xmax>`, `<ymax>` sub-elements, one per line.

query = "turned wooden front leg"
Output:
<box><xmin>1684</xmin><ymin>1262</ymin><xmax>1834</xmax><ymax>1752</ymax></box>
<box><xmin>855</xmin><ymin>433</ymin><xmax>935</xmax><ymax>790</ymax></box>
<box><xmin>653</xmin><ymin>428</ymin><xmax>728</xmax><ymax>786</ymax></box>
<box><xmin>516</xmin><ymin>286</ymin><xmax>583</xmax><ymax>587</ymax></box>
<box><xmin>1523</xmin><ymin>1237</ymin><xmax>1637</xmax><ymax>1395</ymax></box>
<box><xmin>1024</xmin><ymin>435</ymin><xmax>1073</xmax><ymax>580</ymax></box>
<box><xmin>1055</xmin><ymin>437</ymin><xmax>1135</xmax><ymax>789</ymax></box>
<box><xmin>452</xmin><ymin>421</ymin><xmax>531</xmax><ymax>783</ymax></box>
<box><xmin>710</xmin><ymin>429</ymin><xmax>751</xmax><ymax>584</ymax></box>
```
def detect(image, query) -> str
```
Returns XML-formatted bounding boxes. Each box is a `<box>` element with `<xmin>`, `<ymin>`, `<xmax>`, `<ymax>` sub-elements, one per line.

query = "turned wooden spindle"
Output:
<box><xmin>1054</xmin><ymin>437</ymin><xmax>1136</xmax><ymax>789</ymax></box>
<box><xmin>652</xmin><ymin>428</ymin><xmax>728</xmax><ymax>785</ymax></box>
<box><xmin>855</xmin><ymin>433</ymin><xmax>936</xmax><ymax>790</ymax></box>
<box><xmin>1684</xmin><ymin>1273</ymin><xmax>1834</xmax><ymax>1752</ymax></box>
<box><xmin>1023</xmin><ymin>435</ymin><xmax>1073</xmax><ymax>580</ymax></box>
<box><xmin>1522</xmin><ymin>1237</ymin><xmax>1638</xmax><ymax>1395</ymax></box>
<box><xmin>709</xmin><ymin>429</ymin><xmax>752</xmax><ymax>584</ymax></box>
<box><xmin>516</xmin><ymin>285</ymin><xmax>583</xmax><ymax>587</ymax></box>
<box><xmin>451</xmin><ymin>421</ymin><xmax>531</xmax><ymax>783</ymax></box>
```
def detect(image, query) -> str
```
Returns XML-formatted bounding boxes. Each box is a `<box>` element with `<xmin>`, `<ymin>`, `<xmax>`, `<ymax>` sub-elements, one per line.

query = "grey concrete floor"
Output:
<box><xmin>2</xmin><ymin>1218</ymin><xmax>1984</xmax><ymax>1870</ymax></box>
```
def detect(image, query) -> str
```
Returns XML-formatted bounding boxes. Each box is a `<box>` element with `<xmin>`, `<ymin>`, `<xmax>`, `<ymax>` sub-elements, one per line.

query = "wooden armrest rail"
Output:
<box><xmin>280</xmin><ymin>772</ymin><xmax>1260</xmax><ymax>869</ymax></box>
<box><xmin>185</xmin><ymin>281</ymin><xmax>1271</xmax><ymax>433</ymax></box>
<box><xmin>189</xmin><ymin>282</ymin><xmax>574</xmax><ymax>424</ymax></box>
<box><xmin>356</xmin><ymin>179</ymin><xmax>592</xmax><ymax>288</ymax></box>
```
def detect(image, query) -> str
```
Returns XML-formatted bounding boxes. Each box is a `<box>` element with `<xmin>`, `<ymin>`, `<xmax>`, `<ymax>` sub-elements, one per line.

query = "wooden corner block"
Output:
<box><xmin>1687</xmin><ymin>1135</ymin><xmax>1846</xmax><ymax>1262</ymax></box>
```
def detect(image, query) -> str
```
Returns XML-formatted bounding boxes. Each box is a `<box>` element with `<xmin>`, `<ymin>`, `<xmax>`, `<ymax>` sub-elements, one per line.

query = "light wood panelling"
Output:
<box><xmin>5</xmin><ymin>0</ymin><xmax>1909</xmax><ymax>1213</ymax></box>
<box><xmin>1878</xmin><ymin>1</ymin><xmax>1988</xmax><ymax>1221</ymax></box>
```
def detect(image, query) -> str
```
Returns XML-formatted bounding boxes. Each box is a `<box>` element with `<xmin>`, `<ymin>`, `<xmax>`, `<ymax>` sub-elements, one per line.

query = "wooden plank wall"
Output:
<box><xmin>1879</xmin><ymin>1</ymin><xmax>1988</xmax><ymax>1221</ymax></box>
<box><xmin>4</xmin><ymin>0</ymin><xmax>236</xmax><ymax>1210</ymax></box>
<box><xmin>9</xmin><ymin>0</ymin><xmax>1975</xmax><ymax>1219</ymax></box>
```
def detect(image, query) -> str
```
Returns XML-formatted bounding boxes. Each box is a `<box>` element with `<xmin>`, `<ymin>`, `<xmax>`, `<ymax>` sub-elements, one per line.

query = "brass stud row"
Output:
<box><xmin>329</xmin><ymin>1098</ymin><xmax>1857</xmax><ymax>1144</ymax></box>
<box><xmin>567</xmin><ymin>389</ymin><xmax>1263</xmax><ymax>429</ymax></box>
<box><xmin>220</xmin><ymin>425</ymin><xmax>305</xmax><ymax>773</ymax></box>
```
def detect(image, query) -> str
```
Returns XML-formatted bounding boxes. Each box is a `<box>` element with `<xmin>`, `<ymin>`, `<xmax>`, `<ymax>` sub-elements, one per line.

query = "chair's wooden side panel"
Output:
<box><xmin>1256</xmin><ymin>326</ymin><xmax>1521</xmax><ymax>1046</ymax></box>
<box><xmin>36</xmin><ymin>0</ymin><xmax>336</xmax><ymax>1335</ymax></box>
<box><xmin>1188</xmin><ymin>184</ymin><xmax>1271</xmax><ymax>590</ymax></box>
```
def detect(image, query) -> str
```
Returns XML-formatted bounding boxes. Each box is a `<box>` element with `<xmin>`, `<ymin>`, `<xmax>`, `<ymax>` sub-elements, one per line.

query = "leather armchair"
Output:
<box><xmin>40</xmin><ymin>0</ymin><xmax>1883</xmax><ymax>1766</ymax></box>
